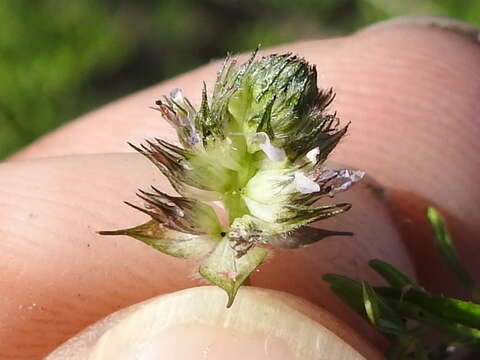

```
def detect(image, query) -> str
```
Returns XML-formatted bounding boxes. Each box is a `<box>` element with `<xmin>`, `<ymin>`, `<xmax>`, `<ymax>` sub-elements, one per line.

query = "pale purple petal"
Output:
<box><xmin>329</xmin><ymin>169</ymin><xmax>365</xmax><ymax>195</ymax></box>
<box><xmin>253</xmin><ymin>132</ymin><xmax>286</xmax><ymax>162</ymax></box>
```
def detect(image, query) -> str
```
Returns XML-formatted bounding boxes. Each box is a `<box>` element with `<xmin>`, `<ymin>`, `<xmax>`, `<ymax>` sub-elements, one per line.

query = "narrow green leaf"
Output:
<box><xmin>390</xmin><ymin>299</ymin><xmax>480</xmax><ymax>344</ymax></box>
<box><xmin>427</xmin><ymin>207</ymin><xmax>475</xmax><ymax>289</ymax></box>
<box><xmin>324</xmin><ymin>275</ymin><xmax>407</xmax><ymax>335</ymax></box>
<box><xmin>376</xmin><ymin>287</ymin><xmax>480</xmax><ymax>330</ymax></box>
<box><xmin>369</xmin><ymin>259</ymin><xmax>415</xmax><ymax>290</ymax></box>
<box><xmin>322</xmin><ymin>274</ymin><xmax>365</xmax><ymax>315</ymax></box>
<box><xmin>199</xmin><ymin>239</ymin><xmax>267</xmax><ymax>307</ymax></box>
<box><xmin>364</xmin><ymin>284</ymin><xmax>408</xmax><ymax>336</ymax></box>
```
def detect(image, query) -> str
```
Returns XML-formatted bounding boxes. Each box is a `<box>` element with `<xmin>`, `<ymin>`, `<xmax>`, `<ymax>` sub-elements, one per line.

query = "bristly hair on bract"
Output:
<box><xmin>100</xmin><ymin>49</ymin><xmax>365</xmax><ymax>307</ymax></box>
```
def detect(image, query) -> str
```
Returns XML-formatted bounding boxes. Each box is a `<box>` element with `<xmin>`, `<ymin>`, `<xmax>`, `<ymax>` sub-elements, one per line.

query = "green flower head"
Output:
<box><xmin>101</xmin><ymin>51</ymin><xmax>364</xmax><ymax>307</ymax></box>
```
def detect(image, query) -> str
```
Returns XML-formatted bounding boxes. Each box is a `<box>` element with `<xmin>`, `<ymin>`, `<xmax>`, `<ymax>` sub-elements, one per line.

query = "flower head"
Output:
<box><xmin>101</xmin><ymin>51</ymin><xmax>364</xmax><ymax>306</ymax></box>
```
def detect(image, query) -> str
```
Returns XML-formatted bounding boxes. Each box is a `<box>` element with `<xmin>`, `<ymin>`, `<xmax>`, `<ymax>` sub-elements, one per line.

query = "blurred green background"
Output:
<box><xmin>1</xmin><ymin>0</ymin><xmax>478</xmax><ymax>158</ymax></box>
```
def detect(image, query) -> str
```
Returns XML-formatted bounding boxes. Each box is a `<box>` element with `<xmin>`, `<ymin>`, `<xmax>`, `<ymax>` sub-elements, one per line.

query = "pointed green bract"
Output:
<box><xmin>199</xmin><ymin>238</ymin><xmax>267</xmax><ymax>307</ymax></box>
<box><xmin>267</xmin><ymin>226</ymin><xmax>352</xmax><ymax>249</ymax></box>
<box><xmin>99</xmin><ymin>220</ymin><xmax>220</xmax><ymax>258</ymax></box>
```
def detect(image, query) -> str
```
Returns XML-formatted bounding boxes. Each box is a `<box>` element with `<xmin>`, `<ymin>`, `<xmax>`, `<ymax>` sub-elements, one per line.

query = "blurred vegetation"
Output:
<box><xmin>1</xmin><ymin>0</ymin><xmax>478</xmax><ymax>158</ymax></box>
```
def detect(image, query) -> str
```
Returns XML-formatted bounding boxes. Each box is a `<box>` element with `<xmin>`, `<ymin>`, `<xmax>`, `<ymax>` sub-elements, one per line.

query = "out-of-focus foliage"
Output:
<box><xmin>0</xmin><ymin>1</ymin><xmax>130</xmax><ymax>156</ymax></box>
<box><xmin>324</xmin><ymin>208</ymin><xmax>480</xmax><ymax>359</ymax></box>
<box><xmin>0</xmin><ymin>0</ymin><xmax>478</xmax><ymax>158</ymax></box>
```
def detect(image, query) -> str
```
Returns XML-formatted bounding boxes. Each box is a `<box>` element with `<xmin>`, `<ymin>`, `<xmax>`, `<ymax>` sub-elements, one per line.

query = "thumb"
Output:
<box><xmin>46</xmin><ymin>287</ymin><xmax>382</xmax><ymax>360</ymax></box>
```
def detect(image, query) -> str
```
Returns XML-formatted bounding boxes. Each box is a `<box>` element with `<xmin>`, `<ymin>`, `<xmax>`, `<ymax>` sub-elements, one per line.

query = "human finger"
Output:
<box><xmin>0</xmin><ymin>153</ymin><xmax>410</xmax><ymax>358</ymax></box>
<box><xmin>10</xmin><ymin>19</ymin><xmax>480</xmax><ymax>297</ymax></box>
<box><xmin>46</xmin><ymin>287</ymin><xmax>383</xmax><ymax>360</ymax></box>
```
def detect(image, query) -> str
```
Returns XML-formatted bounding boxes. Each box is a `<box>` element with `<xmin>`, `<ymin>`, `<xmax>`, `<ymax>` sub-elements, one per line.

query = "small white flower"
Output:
<box><xmin>251</xmin><ymin>132</ymin><xmax>286</xmax><ymax>162</ymax></box>
<box><xmin>294</xmin><ymin>171</ymin><xmax>321</xmax><ymax>194</ymax></box>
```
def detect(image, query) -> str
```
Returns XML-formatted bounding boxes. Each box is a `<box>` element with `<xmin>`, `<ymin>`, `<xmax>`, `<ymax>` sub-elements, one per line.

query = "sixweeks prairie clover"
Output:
<box><xmin>100</xmin><ymin>51</ymin><xmax>364</xmax><ymax>306</ymax></box>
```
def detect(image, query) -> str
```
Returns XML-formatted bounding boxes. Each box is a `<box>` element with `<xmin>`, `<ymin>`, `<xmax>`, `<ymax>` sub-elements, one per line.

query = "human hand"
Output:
<box><xmin>2</xmin><ymin>17</ymin><xmax>479</xmax><ymax>359</ymax></box>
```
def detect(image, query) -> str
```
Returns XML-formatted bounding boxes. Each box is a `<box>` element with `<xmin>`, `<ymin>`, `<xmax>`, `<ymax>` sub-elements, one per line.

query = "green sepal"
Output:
<box><xmin>267</xmin><ymin>226</ymin><xmax>352</xmax><ymax>249</ymax></box>
<box><xmin>256</xmin><ymin>96</ymin><xmax>275</xmax><ymax>139</ymax></box>
<box><xmin>199</xmin><ymin>238</ymin><xmax>267</xmax><ymax>307</ymax></box>
<box><xmin>278</xmin><ymin>203</ymin><xmax>352</xmax><ymax>229</ymax></box>
<box><xmin>99</xmin><ymin>220</ymin><xmax>219</xmax><ymax>258</ymax></box>
<box><xmin>185</xmin><ymin>151</ymin><xmax>238</xmax><ymax>193</ymax></box>
<box><xmin>228</xmin><ymin>208</ymin><xmax>353</xmax><ymax>250</ymax></box>
<box><xmin>133</xmin><ymin>187</ymin><xmax>224</xmax><ymax>235</ymax></box>
<box><xmin>427</xmin><ymin>207</ymin><xmax>476</xmax><ymax>290</ymax></box>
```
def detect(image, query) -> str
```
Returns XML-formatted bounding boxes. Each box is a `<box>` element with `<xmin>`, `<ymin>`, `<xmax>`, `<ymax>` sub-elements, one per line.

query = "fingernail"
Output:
<box><xmin>47</xmin><ymin>287</ymin><xmax>379</xmax><ymax>359</ymax></box>
<box><xmin>359</xmin><ymin>16</ymin><xmax>480</xmax><ymax>43</ymax></box>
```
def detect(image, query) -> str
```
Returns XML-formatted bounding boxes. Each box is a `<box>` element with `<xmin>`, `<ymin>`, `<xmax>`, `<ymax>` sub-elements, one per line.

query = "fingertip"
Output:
<box><xmin>47</xmin><ymin>287</ymin><xmax>382</xmax><ymax>360</ymax></box>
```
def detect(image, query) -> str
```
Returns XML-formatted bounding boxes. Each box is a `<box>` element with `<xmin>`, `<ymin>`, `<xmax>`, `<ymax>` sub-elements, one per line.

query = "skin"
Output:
<box><xmin>1</xmin><ymin>17</ymin><xmax>479</xmax><ymax>359</ymax></box>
